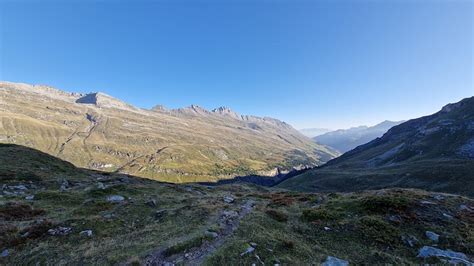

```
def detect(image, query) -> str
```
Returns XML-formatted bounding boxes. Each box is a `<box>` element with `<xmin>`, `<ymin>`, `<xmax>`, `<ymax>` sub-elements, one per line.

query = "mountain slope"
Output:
<box><xmin>2</xmin><ymin>143</ymin><xmax>473</xmax><ymax>265</ymax></box>
<box><xmin>0</xmin><ymin>81</ymin><xmax>337</xmax><ymax>183</ymax></box>
<box><xmin>279</xmin><ymin>97</ymin><xmax>474</xmax><ymax>196</ymax></box>
<box><xmin>298</xmin><ymin>128</ymin><xmax>332</xmax><ymax>138</ymax></box>
<box><xmin>314</xmin><ymin>121</ymin><xmax>403</xmax><ymax>153</ymax></box>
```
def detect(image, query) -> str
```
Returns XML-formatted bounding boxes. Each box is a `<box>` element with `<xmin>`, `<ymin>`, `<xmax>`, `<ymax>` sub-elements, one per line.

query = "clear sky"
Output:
<box><xmin>1</xmin><ymin>0</ymin><xmax>473</xmax><ymax>129</ymax></box>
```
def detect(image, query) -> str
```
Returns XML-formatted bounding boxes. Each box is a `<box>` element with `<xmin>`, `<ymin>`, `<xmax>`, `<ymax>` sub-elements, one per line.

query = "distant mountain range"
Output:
<box><xmin>279</xmin><ymin>96</ymin><xmax>474</xmax><ymax>196</ymax></box>
<box><xmin>298</xmin><ymin>128</ymin><xmax>332</xmax><ymax>138</ymax></box>
<box><xmin>313</xmin><ymin>120</ymin><xmax>404</xmax><ymax>153</ymax></box>
<box><xmin>0</xmin><ymin>81</ymin><xmax>338</xmax><ymax>183</ymax></box>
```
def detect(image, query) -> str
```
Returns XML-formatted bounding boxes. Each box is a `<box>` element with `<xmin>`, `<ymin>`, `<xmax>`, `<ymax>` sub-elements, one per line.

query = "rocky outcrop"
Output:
<box><xmin>76</xmin><ymin>92</ymin><xmax>136</xmax><ymax>111</ymax></box>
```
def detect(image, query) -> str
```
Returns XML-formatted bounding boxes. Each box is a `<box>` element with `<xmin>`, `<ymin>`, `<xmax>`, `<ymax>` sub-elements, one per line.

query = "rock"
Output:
<box><xmin>420</xmin><ymin>200</ymin><xmax>436</xmax><ymax>205</ymax></box>
<box><xmin>425</xmin><ymin>231</ymin><xmax>440</xmax><ymax>242</ymax></box>
<box><xmin>432</xmin><ymin>194</ymin><xmax>445</xmax><ymax>201</ymax></box>
<box><xmin>25</xmin><ymin>195</ymin><xmax>34</xmax><ymax>200</ymax></box>
<box><xmin>204</xmin><ymin>230</ymin><xmax>218</xmax><ymax>239</ymax></box>
<box><xmin>60</xmin><ymin>179</ymin><xmax>70</xmax><ymax>191</ymax></box>
<box><xmin>401</xmin><ymin>235</ymin><xmax>418</xmax><ymax>247</ymax></box>
<box><xmin>417</xmin><ymin>246</ymin><xmax>472</xmax><ymax>265</ymax></box>
<box><xmin>97</xmin><ymin>182</ymin><xmax>106</xmax><ymax>190</ymax></box>
<box><xmin>9</xmin><ymin>185</ymin><xmax>27</xmax><ymax>190</ymax></box>
<box><xmin>322</xmin><ymin>256</ymin><xmax>349</xmax><ymax>266</ymax></box>
<box><xmin>223</xmin><ymin>195</ymin><xmax>235</xmax><ymax>203</ymax></box>
<box><xmin>106</xmin><ymin>195</ymin><xmax>125</xmax><ymax>203</ymax></box>
<box><xmin>240</xmin><ymin>246</ymin><xmax>255</xmax><ymax>256</ymax></box>
<box><xmin>154</xmin><ymin>210</ymin><xmax>167</xmax><ymax>220</ymax></box>
<box><xmin>221</xmin><ymin>210</ymin><xmax>239</xmax><ymax>220</ymax></box>
<box><xmin>102</xmin><ymin>213</ymin><xmax>115</xmax><ymax>219</ymax></box>
<box><xmin>146</xmin><ymin>199</ymin><xmax>157</xmax><ymax>207</ymax></box>
<box><xmin>387</xmin><ymin>215</ymin><xmax>402</xmax><ymax>223</ymax></box>
<box><xmin>442</xmin><ymin>213</ymin><xmax>454</xmax><ymax>219</ymax></box>
<box><xmin>48</xmin><ymin>226</ymin><xmax>72</xmax><ymax>236</ymax></box>
<box><xmin>80</xmin><ymin>230</ymin><xmax>93</xmax><ymax>237</ymax></box>
<box><xmin>459</xmin><ymin>204</ymin><xmax>473</xmax><ymax>212</ymax></box>
<box><xmin>1</xmin><ymin>249</ymin><xmax>9</xmax><ymax>257</ymax></box>
<box><xmin>324</xmin><ymin>226</ymin><xmax>331</xmax><ymax>231</ymax></box>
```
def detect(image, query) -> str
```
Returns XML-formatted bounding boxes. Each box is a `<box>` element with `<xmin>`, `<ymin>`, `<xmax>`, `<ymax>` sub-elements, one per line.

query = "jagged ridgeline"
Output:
<box><xmin>0</xmin><ymin>81</ymin><xmax>338</xmax><ymax>182</ymax></box>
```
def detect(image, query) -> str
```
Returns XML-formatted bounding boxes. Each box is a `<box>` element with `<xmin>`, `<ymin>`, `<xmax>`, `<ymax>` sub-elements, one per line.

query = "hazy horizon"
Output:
<box><xmin>1</xmin><ymin>0</ymin><xmax>472</xmax><ymax>129</ymax></box>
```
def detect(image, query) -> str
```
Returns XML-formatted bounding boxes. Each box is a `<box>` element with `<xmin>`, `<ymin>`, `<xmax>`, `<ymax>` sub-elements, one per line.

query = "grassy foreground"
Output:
<box><xmin>1</xmin><ymin>144</ymin><xmax>473</xmax><ymax>264</ymax></box>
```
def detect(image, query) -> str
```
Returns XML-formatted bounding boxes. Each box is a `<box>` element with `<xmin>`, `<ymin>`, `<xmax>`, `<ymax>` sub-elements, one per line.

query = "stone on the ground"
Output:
<box><xmin>9</xmin><ymin>185</ymin><xmax>27</xmax><ymax>190</ymax></box>
<box><xmin>48</xmin><ymin>226</ymin><xmax>72</xmax><ymax>236</ymax></box>
<box><xmin>204</xmin><ymin>230</ymin><xmax>218</xmax><ymax>238</ymax></box>
<box><xmin>240</xmin><ymin>246</ymin><xmax>255</xmax><ymax>256</ymax></box>
<box><xmin>432</xmin><ymin>194</ymin><xmax>445</xmax><ymax>201</ymax></box>
<box><xmin>425</xmin><ymin>231</ymin><xmax>440</xmax><ymax>242</ymax></box>
<box><xmin>106</xmin><ymin>195</ymin><xmax>125</xmax><ymax>203</ymax></box>
<box><xmin>146</xmin><ymin>199</ymin><xmax>157</xmax><ymax>207</ymax></box>
<box><xmin>97</xmin><ymin>182</ymin><xmax>106</xmax><ymax>190</ymax></box>
<box><xmin>154</xmin><ymin>210</ymin><xmax>167</xmax><ymax>220</ymax></box>
<box><xmin>324</xmin><ymin>226</ymin><xmax>331</xmax><ymax>231</ymax></box>
<box><xmin>322</xmin><ymin>256</ymin><xmax>349</xmax><ymax>266</ymax></box>
<box><xmin>417</xmin><ymin>246</ymin><xmax>472</xmax><ymax>265</ymax></box>
<box><xmin>1</xmin><ymin>249</ymin><xmax>9</xmax><ymax>257</ymax></box>
<box><xmin>80</xmin><ymin>230</ymin><xmax>93</xmax><ymax>237</ymax></box>
<box><xmin>222</xmin><ymin>210</ymin><xmax>239</xmax><ymax>219</ymax></box>
<box><xmin>60</xmin><ymin>179</ymin><xmax>70</xmax><ymax>191</ymax></box>
<box><xmin>223</xmin><ymin>195</ymin><xmax>235</xmax><ymax>203</ymax></box>
<box><xmin>401</xmin><ymin>235</ymin><xmax>418</xmax><ymax>247</ymax></box>
<box><xmin>420</xmin><ymin>200</ymin><xmax>436</xmax><ymax>205</ymax></box>
<box><xmin>459</xmin><ymin>204</ymin><xmax>473</xmax><ymax>212</ymax></box>
<box><xmin>25</xmin><ymin>195</ymin><xmax>34</xmax><ymax>200</ymax></box>
<box><xmin>442</xmin><ymin>213</ymin><xmax>453</xmax><ymax>219</ymax></box>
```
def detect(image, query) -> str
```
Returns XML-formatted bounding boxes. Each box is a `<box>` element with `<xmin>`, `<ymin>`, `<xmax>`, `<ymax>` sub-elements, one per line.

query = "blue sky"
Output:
<box><xmin>1</xmin><ymin>0</ymin><xmax>472</xmax><ymax>129</ymax></box>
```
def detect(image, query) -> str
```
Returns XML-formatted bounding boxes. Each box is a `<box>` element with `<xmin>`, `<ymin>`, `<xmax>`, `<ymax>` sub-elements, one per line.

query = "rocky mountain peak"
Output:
<box><xmin>212</xmin><ymin>106</ymin><xmax>241</xmax><ymax>120</ymax></box>
<box><xmin>151</xmin><ymin>105</ymin><xmax>168</xmax><ymax>112</ymax></box>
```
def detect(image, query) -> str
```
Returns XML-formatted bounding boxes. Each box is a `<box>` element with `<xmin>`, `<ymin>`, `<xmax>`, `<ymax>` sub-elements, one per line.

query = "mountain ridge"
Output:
<box><xmin>0</xmin><ymin>81</ymin><xmax>338</xmax><ymax>183</ymax></box>
<box><xmin>313</xmin><ymin>120</ymin><xmax>404</xmax><ymax>153</ymax></box>
<box><xmin>279</xmin><ymin>96</ymin><xmax>474</xmax><ymax>196</ymax></box>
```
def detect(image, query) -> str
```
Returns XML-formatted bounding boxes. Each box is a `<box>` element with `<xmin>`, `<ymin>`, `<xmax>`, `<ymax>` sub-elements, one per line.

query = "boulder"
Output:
<box><xmin>97</xmin><ymin>182</ymin><xmax>106</xmax><ymax>190</ymax></box>
<box><xmin>106</xmin><ymin>195</ymin><xmax>125</xmax><ymax>203</ymax></box>
<box><xmin>425</xmin><ymin>231</ymin><xmax>440</xmax><ymax>242</ymax></box>
<box><xmin>322</xmin><ymin>256</ymin><xmax>349</xmax><ymax>266</ymax></box>
<box><xmin>25</xmin><ymin>195</ymin><xmax>35</xmax><ymax>200</ymax></box>
<box><xmin>223</xmin><ymin>195</ymin><xmax>235</xmax><ymax>204</ymax></box>
<box><xmin>146</xmin><ymin>199</ymin><xmax>157</xmax><ymax>207</ymax></box>
<box><xmin>1</xmin><ymin>249</ymin><xmax>9</xmax><ymax>257</ymax></box>
<box><xmin>417</xmin><ymin>246</ymin><xmax>472</xmax><ymax>265</ymax></box>
<box><xmin>48</xmin><ymin>226</ymin><xmax>72</xmax><ymax>236</ymax></box>
<box><xmin>401</xmin><ymin>235</ymin><xmax>418</xmax><ymax>247</ymax></box>
<box><xmin>80</xmin><ymin>230</ymin><xmax>93</xmax><ymax>237</ymax></box>
<box><xmin>204</xmin><ymin>230</ymin><xmax>219</xmax><ymax>239</ymax></box>
<box><xmin>240</xmin><ymin>246</ymin><xmax>255</xmax><ymax>256</ymax></box>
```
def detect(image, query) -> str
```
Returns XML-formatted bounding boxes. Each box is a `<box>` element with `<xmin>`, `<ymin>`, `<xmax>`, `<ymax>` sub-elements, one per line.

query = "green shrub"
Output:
<box><xmin>266</xmin><ymin>209</ymin><xmax>289</xmax><ymax>222</ymax></box>
<box><xmin>361</xmin><ymin>196</ymin><xmax>410</xmax><ymax>213</ymax></box>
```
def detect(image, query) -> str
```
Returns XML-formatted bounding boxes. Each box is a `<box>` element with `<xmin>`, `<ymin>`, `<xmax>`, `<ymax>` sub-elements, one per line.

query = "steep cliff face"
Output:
<box><xmin>0</xmin><ymin>81</ymin><xmax>338</xmax><ymax>183</ymax></box>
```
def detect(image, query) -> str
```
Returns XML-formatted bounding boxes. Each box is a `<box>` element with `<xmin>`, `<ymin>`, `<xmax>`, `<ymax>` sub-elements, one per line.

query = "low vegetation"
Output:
<box><xmin>1</xmin><ymin>144</ymin><xmax>473</xmax><ymax>264</ymax></box>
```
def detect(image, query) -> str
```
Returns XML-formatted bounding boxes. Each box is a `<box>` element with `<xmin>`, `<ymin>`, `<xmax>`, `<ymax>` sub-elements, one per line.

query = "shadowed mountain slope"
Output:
<box><xmin>279</xmin><ymin>97</ymin><xmax>474</xmax><ymax>196</ymax></box>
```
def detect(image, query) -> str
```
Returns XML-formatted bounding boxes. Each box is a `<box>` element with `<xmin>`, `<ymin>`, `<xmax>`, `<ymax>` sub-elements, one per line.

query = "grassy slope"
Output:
<box><xmin>0</xmin><ymin>82</ymin><xmax>337</xmax><ymax>183</ymax></box>
<box><xmin>1</xmin><ymin>144</ymin><xmax>473</xmax><ymax>264</ymax></box>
